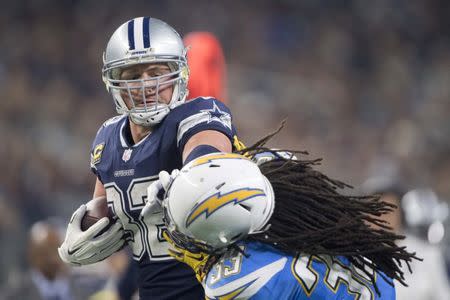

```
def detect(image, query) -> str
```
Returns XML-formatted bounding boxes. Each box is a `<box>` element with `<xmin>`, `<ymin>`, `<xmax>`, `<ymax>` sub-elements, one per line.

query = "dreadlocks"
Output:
<box><xmin>235</xmin><ymin>127</ymin><xmax>420</xmax><ymax>295</ymax></box>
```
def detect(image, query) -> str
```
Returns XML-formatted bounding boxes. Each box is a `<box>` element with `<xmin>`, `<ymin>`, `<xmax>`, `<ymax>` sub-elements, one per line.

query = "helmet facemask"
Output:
<box><xmin>102</xmin><ymin>17</ymin><xmax>190</xmax><ymax>126</ymax></box>
<box><xmin>103</xmin><ymin>57</ymin><xmax>189</xmax><ymax>126</ymax></box>
<box><xmin>163</xmin><ymin>200</ymin><xmax>218</xmax><ymax>255</ymax></box>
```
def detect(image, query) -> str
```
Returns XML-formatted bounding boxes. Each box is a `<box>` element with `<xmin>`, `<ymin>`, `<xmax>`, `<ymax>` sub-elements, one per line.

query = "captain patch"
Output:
<box><xmin>91</xmin><ymin>143</ymin><xmax>105</xmax><ymax>165</ymax></box>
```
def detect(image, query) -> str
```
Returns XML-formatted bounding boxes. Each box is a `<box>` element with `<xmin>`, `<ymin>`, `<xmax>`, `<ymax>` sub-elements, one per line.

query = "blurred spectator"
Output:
<box><xmin>401</xmin><ymin>189</ymin><xmax>449</xmax><ymax>244</ymax></box>
<box><xmin>1</xmin><ymin>219</ymin><xmax>107</xmax><ymax>300</ymax></box>
<box><xmin>397</xmin><ymin>189</ymin><xmax>450</xmax><ymax>299</ymax></box>
<box><xmin>0</xmin><ymin>191</ymin><xmax>25</xmax><ymax>285</ymax></box>
<box><xmin>86</xmin><ymin>250</ymin><xmax>130</xmax><ymax>300</ymax></box>
<box><xmin>362</xmin><ymin>179</ymin><xmax>450</xmax><ymax>299</ymax></box>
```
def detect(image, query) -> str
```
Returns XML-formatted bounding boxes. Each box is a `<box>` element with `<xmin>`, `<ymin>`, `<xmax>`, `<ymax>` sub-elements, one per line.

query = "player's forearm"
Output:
<box><xmin>93</xmin><ymin>177</ymin><xmax>107</xmax><ymax>198</ymax></box>
<box><xmin>182</xmin><ymin>130</ymin><xmax>232</xmax><ymax>163</ymax></box>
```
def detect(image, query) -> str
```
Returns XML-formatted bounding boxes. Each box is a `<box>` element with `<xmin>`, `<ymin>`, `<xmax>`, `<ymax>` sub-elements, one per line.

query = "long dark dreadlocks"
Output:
<box><xmin>234</xmin><ymin>124</ymin><xmax>420</xmax><ymax>294</ymax></box>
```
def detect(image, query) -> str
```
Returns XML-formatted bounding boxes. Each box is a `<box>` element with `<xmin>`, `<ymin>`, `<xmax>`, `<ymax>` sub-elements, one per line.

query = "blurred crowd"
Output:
<box><xmin>0</xmin><ymin>0</ymin><xmax>449</xmax><ymax>296</ymax></box>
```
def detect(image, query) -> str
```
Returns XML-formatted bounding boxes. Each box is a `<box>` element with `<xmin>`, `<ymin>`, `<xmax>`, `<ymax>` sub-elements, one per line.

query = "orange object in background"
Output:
<box><xmin>184</xmin><ymin>32</ymin><xmax>228</xmax><ymax>104</ymax></box>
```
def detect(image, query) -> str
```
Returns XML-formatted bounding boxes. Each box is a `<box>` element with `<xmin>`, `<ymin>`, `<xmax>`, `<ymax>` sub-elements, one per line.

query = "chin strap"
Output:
<box><xmin>163</xmin><ymin>231</ymin><xmax>211</xmax><ymax>283</ymax></box>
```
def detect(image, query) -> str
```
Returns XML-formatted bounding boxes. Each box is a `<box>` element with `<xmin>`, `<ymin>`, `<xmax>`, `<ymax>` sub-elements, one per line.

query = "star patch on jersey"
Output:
<box><xmin>201</xmin><ymin>102</ymin><xmax>232</xmax><ymax>130</ymax></box>
<box><xmin>91</xmin><ymin>143</ymin><xmax>105</xmax><ymax>165</ymax></box>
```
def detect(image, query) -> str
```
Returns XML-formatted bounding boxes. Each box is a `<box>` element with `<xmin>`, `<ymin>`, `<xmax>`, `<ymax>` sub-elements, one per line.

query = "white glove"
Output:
<box><xmin>141</xmin><ymin>170</ymin><xmax>179</xmax><ymax>218</ymax></box>
<box><xmin>58</xmin><ymin>204</ymin><xmax>125</xmax><ymax>266</ymax></box>
<box><xmin>252</xmin><ymin>150</ymin><xmax>297</xmax><ymax>165</ymax></box>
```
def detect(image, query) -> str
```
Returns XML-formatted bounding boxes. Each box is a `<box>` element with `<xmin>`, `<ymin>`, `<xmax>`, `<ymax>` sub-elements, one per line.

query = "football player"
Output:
<box><xmin>58</xmin><ymin>17</ymin><xmax>244</xmax><ymax>300</ymax></box>
<box><xmin>118</xmin><ymin>29</ymin><xmax>231</xmax><ymax>300</ymax></box>
<box><xmin>152</xmin><ymin>150</ymin><xmax>419</xmax><ymax>299</ymax></box>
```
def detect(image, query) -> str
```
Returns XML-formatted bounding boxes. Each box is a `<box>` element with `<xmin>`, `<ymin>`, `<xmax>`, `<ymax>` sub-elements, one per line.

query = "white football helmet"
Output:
<box><xmin>102</xmin><ymin>17</ymin><xmax>189</xmax><ymax>126</ymax></box>
<box><xmin>163</xmin><ymin>153</ymin><xmax>275</xmax><ymax>253</ymax></box>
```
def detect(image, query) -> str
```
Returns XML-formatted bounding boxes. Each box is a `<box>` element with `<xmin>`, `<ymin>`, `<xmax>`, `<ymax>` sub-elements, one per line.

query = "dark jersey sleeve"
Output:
<box><xmin>174</xmin><ymin>97</ymin><xmax>236</xmax><ymax>153</ymax></box>
<box><xmin>89</xmin><ymin>115</ymin><xmax>125</xmax><ymax>182</ymax></box>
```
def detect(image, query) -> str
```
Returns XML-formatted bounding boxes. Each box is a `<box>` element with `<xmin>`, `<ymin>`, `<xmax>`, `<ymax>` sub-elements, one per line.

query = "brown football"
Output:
<box><xmin>81</xmin><ymin>196</ymin><xmax>115</xmax><ymax>232</ymax></box>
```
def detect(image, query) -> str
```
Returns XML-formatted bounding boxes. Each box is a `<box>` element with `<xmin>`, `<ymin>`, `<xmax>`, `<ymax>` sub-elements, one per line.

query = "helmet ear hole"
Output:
<box><xmin>239</xmin><ymin>204</ymin><xmax>251</xmax><ymax>212</ymax></box>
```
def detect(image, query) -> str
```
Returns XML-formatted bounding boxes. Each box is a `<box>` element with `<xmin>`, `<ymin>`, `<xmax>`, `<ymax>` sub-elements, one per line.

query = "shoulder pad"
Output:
<box><xmin>102</xmin><ymin>115</ymin><xmax>126</xmax><ymax>128</ymax></box>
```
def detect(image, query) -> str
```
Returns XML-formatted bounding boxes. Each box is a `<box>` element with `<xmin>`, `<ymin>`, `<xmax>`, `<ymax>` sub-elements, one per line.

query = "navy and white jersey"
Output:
<box><xmin>90</xmin><ymin>97</ymin><xmax>237</xmax><ymax>299</ymax></box>
<box><xmin>204</xmin><ymin>241</ymin><xmax>395</xmax><ymax>300</ymax></box>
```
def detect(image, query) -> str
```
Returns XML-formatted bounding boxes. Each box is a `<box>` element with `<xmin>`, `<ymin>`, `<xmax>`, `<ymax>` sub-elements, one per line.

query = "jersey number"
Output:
<box><xmin>209</xmin><ymin>247</ymin><xmax>244</xmax><ymax>285</ymax></box>
<box><xmin>105</xmin><ymin>177</ymin><xmax>171</xmax><ymax>261</ymax></box>
<box><xmin>292</xmin><ymin>255</ymin><xmax>374</xmax><ymax>300</ymax></box>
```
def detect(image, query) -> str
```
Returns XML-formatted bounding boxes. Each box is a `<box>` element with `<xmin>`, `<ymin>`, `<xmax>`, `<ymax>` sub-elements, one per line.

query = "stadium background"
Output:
<box><xmin>0</xmin><ymin>0</ymin><xmax>449</xmax><ymax>293</ymax></box>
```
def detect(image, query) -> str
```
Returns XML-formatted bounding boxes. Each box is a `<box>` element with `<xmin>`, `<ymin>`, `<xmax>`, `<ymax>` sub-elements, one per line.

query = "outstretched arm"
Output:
<box><xmin>182</xmin><ymin>130</ymin><xmax>232</xmax><ymax>164</ymax></box>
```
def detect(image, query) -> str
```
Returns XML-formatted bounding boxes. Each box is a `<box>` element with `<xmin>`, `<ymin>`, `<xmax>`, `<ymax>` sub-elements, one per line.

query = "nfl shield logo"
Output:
<box><xmin>122</xmin><ymin>149</ymin><xmax>133</xmax><ymax>162</ymax></box>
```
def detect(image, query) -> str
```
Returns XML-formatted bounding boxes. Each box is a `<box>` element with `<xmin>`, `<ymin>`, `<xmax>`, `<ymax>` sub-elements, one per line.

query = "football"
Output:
<box><xmin>81</xmin><ymin>196</ymin><xmax>115</xmax><ymax>232</ymax></box>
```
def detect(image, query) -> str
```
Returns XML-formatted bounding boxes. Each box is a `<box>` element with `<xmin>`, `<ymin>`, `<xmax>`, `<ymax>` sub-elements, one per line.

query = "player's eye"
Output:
<box><xmin>120</xmin><ymin>73</ymin><xmax>140</xmax><ymax>80</ymax></box>
<box><xmin>147</xmin><ymin>71</ymin><xmax>164</xmax><ymax>77</ymax></box>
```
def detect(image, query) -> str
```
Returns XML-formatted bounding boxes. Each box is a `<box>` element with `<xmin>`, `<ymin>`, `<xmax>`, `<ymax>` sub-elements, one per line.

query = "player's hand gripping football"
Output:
<box><xmin>58</xmin><ymin>200</ymin><xmax>125</xmax><ymax>266</ymax></box>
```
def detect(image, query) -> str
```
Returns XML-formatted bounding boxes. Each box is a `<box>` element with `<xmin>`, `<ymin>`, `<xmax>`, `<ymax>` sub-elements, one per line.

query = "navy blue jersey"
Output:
<box><xmin>90</xmin><ymin>98</ymin><xmax>237</xmax><ymax>299</ymax></box>
<box><xmin>205</xmin><ymin>241</ymin><xmax>395</xmax><ymax>300</ymax></box>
